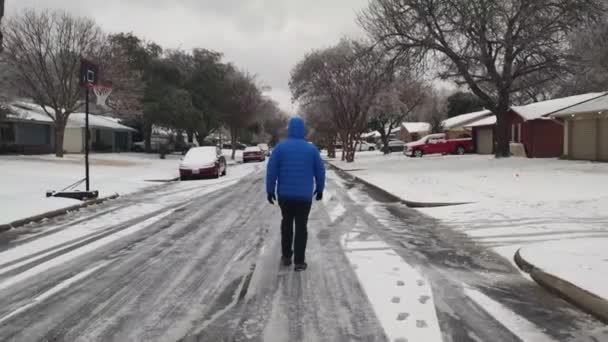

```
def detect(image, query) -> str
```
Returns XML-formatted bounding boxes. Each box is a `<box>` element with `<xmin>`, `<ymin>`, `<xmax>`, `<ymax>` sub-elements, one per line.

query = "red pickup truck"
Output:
<box><xmin>404</xmin><ymin>133</ymin><xmax>474</xmax><ymax>157</ymax></box>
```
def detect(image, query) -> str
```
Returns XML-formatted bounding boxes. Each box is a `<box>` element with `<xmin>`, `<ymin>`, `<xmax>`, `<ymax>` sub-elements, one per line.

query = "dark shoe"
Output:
<box><xmin>294</xmin><ymin>262</ymin><xmax>308</xmax><ymax>272</ymax></box>
<box><xmin>281</xmin><ymin>256</ymin><xmax>292</xmax><ymax>266</ymax></box>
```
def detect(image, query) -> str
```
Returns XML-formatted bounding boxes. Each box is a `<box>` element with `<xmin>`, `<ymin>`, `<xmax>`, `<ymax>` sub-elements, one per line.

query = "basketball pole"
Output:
<box><xmin>85</xmin><ymin>85</ymin><xmax>90</xmax><ymax>192</ymax></box>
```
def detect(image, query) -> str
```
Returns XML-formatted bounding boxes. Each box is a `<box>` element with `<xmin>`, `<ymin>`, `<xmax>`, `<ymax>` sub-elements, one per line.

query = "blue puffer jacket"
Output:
<box><xmin>266</xmin><ymin>117</ymin><xmax>326</xmax><ymax>201</ymax></box>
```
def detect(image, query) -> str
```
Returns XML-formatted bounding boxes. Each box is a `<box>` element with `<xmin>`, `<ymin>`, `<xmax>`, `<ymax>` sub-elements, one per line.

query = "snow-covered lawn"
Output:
<box><xmin>330</xmin><ymin>153</ymin><xmax>608</xmax><ymax>262</ymax></box>
<box><xmin>519</xmin><ymin>238</ymin><xmax>608</xmax><ymax>301</ymax></box>
<box><xmin>0</xmin><ymin>152</ymin><xmax>250</xmax><ymax>225</ymax></box>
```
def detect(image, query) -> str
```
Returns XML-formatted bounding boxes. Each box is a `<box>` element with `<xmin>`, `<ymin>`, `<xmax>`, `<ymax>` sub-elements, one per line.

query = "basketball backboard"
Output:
<box><xmin>80</xmin><ymin>59</ymin><xmax>99</xmax><ymax>87</ymax></box>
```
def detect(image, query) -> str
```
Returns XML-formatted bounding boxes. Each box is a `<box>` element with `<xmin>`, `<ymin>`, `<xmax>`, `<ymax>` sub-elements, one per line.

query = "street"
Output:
<box><xmin>0</xmin><ymin>163</ymin><xmax>605</xmax><ymax>342</ymax></box>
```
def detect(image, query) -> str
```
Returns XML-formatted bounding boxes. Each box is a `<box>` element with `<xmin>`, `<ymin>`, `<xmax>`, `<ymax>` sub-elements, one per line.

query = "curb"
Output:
<box><xmin>144</xmin><ymin>177</ymin><xmax>180</xmax><ymax>183</ymax></box>
<box><xmin>326</xmin><ymin>162</ymin><xmax>472</xmax><ymax>208</ymax></box>
<box><xmin>0</xmin><ymin>194</ymin><xmax>120</xmax><ymax>233</ymax></box>
<box><xmin>515</xmin><ymin>249</ymin><xmax>608</xmax><ymax>324</ymax></box>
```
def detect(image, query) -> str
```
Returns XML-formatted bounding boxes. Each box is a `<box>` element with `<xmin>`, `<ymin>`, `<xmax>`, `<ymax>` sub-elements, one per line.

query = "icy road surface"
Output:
<box><xmin>0</xmin><ymin>163</ymin><xmax>606</xmax><ymax>341</ymax></box>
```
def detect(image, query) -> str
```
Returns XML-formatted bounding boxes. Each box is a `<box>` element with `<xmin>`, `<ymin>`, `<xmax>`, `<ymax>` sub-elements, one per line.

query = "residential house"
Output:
<box><xmin>441</xmin><ymin>110</ymin><xmax>493</xmax><ymax>139</ymax></box>
<box><xmin>551</xmin><ymin>93</ymin><xmax>608</xmax><ymax>161</ymax></box>
<box><xmin>507</xmin><ymin>93</ymin><xmax>604</xmax><ymax>158</ymax></box>
<box><xmin>465</xmin><ymin>93</ymin><xmax>605</xmax><ymax>158</ymax></box>
<box><xmin>64</xmin><ymin>113</ymin><xmax>136</xmax><ymax>153</ymax></box>
<box><xmin>0</xmin><ymin>102</ymin><xmax>55</xmax><ymax>154</ymax></box>
<box><xmin>400</xmin><ymin>122</ymin><xmax>431</xmax><ymax>142</ymax></box>
<box><xmin>0</xmin><ymin>100</ymin><xmax>136</xmax><ymax>154</ymax></box>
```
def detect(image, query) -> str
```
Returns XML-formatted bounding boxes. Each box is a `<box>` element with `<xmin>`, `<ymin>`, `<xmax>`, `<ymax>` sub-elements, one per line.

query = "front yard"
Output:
<box><xmin>330</xmin><ymin>152</ymin><xmax>608</xmax><ymax>261</ymax></box>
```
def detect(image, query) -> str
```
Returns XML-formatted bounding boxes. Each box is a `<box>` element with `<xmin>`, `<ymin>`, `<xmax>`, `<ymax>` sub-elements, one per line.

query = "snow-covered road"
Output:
<box><xmin>0</xmin><ymin>164</ymin><xmax>605</xmax><ymax>341</ymax></box>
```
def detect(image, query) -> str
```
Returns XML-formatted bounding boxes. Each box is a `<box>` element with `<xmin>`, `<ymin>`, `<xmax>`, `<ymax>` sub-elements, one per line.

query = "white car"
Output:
<box><xmin>387</xmin><ymin>140</ymin><xmax>406</xmax><ymax>152</ymax></box>
<box><xmin>357</xmin><ymin>141</ymin><xmax>376</xmax><ymax>151</ymax></box>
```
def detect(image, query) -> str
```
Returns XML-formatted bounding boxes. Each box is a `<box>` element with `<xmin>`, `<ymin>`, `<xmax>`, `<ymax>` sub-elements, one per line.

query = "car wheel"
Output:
<box><xmin>414</xmin><ymin>149</ymin><xmax>423</xmax><ymax>158</ymax></box>
<box><xmin>222</xmin><ymin>167</ymin><xmax>227</xmax><ymax>176</ymax></box>
<box><xmin>456</xmin><ymin>146</ymin><xmax>465</xmax><ymax>155</ymax></box>
<box><xmin>369</xmin><ymin>147</ymin><xmax>375</xmax><ymax>151</ymax></box>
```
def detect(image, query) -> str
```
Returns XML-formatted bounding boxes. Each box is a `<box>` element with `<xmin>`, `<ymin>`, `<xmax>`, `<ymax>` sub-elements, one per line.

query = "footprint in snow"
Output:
<box><xmin>393</xmin><ymin>267</ymin><xmax>400</xmax><ymax>271</ymax></box>
<box><xmin>418</xmin><ymin>295</ymin><xmax>430</xmax><ymax>304</ymax></box>
<box><xmin>391</xmin><ymin>297</ymin><xmax>401</xmax><ymax>304</ymax></box>
<box><xmin>397</xmin><ymin>312</ymin><xmax>409</xmax><ymax>321</ymax></box>
<box><xmin>396</xmin><ymin>280</ymin><xmax>405</xmax><ymax>286</ymax></box>
<box><xmin>416</xmin><ymin>320</ymin><xmax>428</xmax><ymax>328</ymax></box>
<box><xmin>417</xmin><ymin>279</ymin><xmax>425</xmax><ymax>286</ymax></box>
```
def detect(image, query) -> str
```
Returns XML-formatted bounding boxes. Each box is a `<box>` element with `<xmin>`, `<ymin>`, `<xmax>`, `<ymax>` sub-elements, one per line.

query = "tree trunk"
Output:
<box><xmin>495</xmin><ymin>94</ymin><xmax>511</xmax><ymax>158</ymax></box>
<box><xmin>230</xmin><ymin>127</ymin><xmax>238</xmax><ymax>160</ymax></box>
<box><xmin>54</xmin><ymin>119</ymin><xmax>66</xmax><ymax>157</ymax></box>
<box><xmin>381</xmin><ymin>134</ymin><xmax>390</xmax><ymax>155</ymax></box>
<box><xmin>346</xmin><ymin>132</ymin><xmax>356</xmax><ymax>162</ymax></box>
<box><xmin>187</xmin><ymin>130</ymin><xmax>194</xmax><ymax>144</ymax></box>
<box><xmin>144</xmin><ymin>121</ymin><xmax>153</xmax><ymax>153</ymax></box>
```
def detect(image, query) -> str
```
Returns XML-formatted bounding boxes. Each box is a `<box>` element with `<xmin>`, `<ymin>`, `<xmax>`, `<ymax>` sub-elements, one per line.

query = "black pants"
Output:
<box><xmin>279</xmin><ymin>199</ymin><xmax>312</xmax><ymax>264</ymax></box>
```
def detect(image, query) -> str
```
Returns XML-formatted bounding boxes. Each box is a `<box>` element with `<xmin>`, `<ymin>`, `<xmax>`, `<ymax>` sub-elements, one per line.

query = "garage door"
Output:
<box><xmin>600</xmin><ymin>118</ymin><xmax>608</xmax><ymax>161</ymax></box>
<box><xmin>571</xmin><ymin>119</ymin><xmax>597</xmax><ymax>160</ymax></box>
<box><xmin>476</xmin><ymin>128</ymin><xmax>493</xmax><ymax>154</ymax></box>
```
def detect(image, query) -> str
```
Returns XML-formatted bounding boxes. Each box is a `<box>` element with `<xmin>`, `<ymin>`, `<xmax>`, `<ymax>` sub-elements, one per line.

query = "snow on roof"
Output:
<box><xmin>66</xmin><ymin>113</ymin><xmax>136</xmax><ymax>132</ymax></box>
<box><xmin>551</xmin><ymin>92</ymin><xmax>608</xmax><ymax>117</ymax></box>
<box><xmin>402</xmin><ymin>122</ymin><xmax>431</xmax><ymax>134</ymax></box>
<box><xmin>511</xmin><ymin>92</ymin><xmax>606</xmax><ymax>121</ymax></box>
<box><xmin>442</xmin><ymin>110</ymin><xmax>492</xmax><ymax>130</ymax></box>
<box><xmin>465</xmin><ymin>115</ymin><xmax>497</xmax><ymax>128</ymax></box>
<box><xmin>361</xmin><ymin>131</ymin><xmax>381</xmax><ymax>138</ymax></box>
<box><xmin>6</xmin><ymin>103</ymin><xmax>54</xmax><ymax>124</ymax></box>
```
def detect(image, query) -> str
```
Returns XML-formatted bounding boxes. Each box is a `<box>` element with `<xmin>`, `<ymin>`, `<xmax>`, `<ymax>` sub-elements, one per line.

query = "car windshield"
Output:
<box><xmin>245</xmin><ymin>147</ymin><xmax>261</xmax><ymax>152</ymax></box>
<box><xmin>183</xmin><ymin>147</ymin><xmax>216</xmax><ymax>164</ymax></box>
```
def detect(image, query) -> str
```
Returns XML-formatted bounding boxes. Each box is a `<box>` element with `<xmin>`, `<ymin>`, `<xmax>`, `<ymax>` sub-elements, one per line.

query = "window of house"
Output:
<box><xmin>0</xmin><ymin>123</ymin><xmax>16</xmax><ymax>143</ymax></box>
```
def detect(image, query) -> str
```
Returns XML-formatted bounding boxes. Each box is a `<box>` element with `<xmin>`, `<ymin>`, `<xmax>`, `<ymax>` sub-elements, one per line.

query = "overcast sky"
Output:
<box><xmin>8</xmin><ymin>0</ymin><xmax>372</xmax><ymax>114</ymax></box>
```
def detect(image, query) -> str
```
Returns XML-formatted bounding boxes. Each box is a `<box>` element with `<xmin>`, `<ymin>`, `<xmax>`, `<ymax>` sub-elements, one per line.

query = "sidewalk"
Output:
<box><xmin>516</xmin><ymin>239</ymin><xmax>608</xmax><ymax>323</ymax></box>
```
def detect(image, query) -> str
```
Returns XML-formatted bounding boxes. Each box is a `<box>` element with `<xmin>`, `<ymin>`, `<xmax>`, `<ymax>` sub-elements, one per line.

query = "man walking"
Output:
<box><xmin>266</xmin><ymin>116</ymin><xmax>326</xmax><ymax>272</ymax></box>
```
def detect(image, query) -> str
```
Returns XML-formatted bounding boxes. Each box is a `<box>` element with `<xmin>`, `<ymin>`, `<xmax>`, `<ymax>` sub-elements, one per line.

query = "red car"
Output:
<box><xmin>179</xmin><ymin>146</ymin><xmax>227</xmax><ymax>180</ymax></box>
<box><xmin>243</xmin><ymin>146</ymin><xmax>266</xmax><ymax>163</ymax></box>
<box><xmin>405</xmin><ymin>133</ymin><xmax>474</xmax><ymax>157</ymax></box>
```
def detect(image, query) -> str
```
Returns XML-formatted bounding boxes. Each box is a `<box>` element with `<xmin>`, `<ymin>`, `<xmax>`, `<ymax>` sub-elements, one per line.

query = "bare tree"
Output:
<box><xmin>369</xmin><ymin>76</ymin><xmax>427</xmax><ymax>154</ymax></box>
<box><xmin>290</xmin><ymin>39</ymin><xmax>392</xmax><ymax>162</ymax></box>
<box><xmin>301</xmin><ymin>100</ymin><xmax>338</xmax><ymax>158</ymax></box>
<box><xmin>360</xmin><ymin>0</ymin><xmax>604</xmax><ymax>157</ymax></box>
<box><xmin>3</xmin><ymin>9</ymin><xmax>105</xmax><ymax>157</ymax></box>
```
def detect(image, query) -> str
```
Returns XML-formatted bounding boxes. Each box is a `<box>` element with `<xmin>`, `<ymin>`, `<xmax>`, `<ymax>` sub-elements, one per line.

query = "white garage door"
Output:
<box><xmin>476</xmin><ymin>128</ymin><xmax>493</xmax><ymax>154</ymax></box>
<box><xmin>600</xmin><ymin>118</ymin><xmax>608</xmax><ymax>161</ymax></box>
<box><xmin>571</xmin><ymin>119</ymin><xmax>597</xmax><ymax>160</ymax></box>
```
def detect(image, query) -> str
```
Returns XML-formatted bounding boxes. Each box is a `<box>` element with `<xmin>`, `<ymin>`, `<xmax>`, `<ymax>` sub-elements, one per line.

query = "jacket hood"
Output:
<box><xmin>287</xmin><ymin>116</ymin><xmax>306</xmax><ymax>139</ymax></box>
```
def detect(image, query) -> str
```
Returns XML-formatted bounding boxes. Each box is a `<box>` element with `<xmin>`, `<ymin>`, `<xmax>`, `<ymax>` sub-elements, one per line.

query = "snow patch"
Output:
<box><xmin>341</xmin><ymin>233</ymin><xmax>443</xmax><ymax>342</ymax></box>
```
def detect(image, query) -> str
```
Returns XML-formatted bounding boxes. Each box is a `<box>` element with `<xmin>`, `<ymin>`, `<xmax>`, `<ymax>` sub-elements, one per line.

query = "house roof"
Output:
<box><xmin>551</xmin><ymin>92</ymin><xmax>608</xmax><ymax>117</ymax></box>
<box><xmin>6</xmin><ymin>103</ymin><xmax>54</xmax><ymax>124</ymax></box>
<box><xmin>66</xmin><ymin>113</ymin><xmax>136</xmax><ymax>132</ymax></box>
<box><xmin>465</xmin><ymin>115</ymin><xmax>497</xmax><ymax>128</ymax></box>
<box><xmin>442</xmin><ymin>110</ymin><xmax>492</xmax><ymax>130</ymax></box>
<box><xmin>402</xmin><ymin>122</ymin><xmax>431</xmax><ymax>134</ymax></box>
<box><xmin>4</xmin><ymin>100</ymin><xmax>135</xmax><ymax>132</ymax></box>
<box><xmin>511</xmin><ymin>92</ymin><xmax>606</xmax><ymax>121</ymax></box>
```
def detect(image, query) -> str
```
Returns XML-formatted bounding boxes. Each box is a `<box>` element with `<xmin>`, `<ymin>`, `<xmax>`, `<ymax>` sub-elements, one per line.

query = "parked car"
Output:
<box><xmin>387</xmin><ymin>140</ymin><xmax>406</xmax><ymax>152</ymax></box>
<box><xmin>257</xmin><ymin>143</ymin><xmax>270</xmax><ymax>156</ymax></box>
<box><xmin>357</xmin><ymin>141</ymin><xmax>376</xmax><ymax>151</ymax></box>
<box><xmin>243</xmin><ymin>146</ymin><xmax>266</xmax><ymax>163</ymax></box>
<box><xmin>404</xmin><ymin>133</ymin><xmax>474</xmax><ymax>157</ymax></box>
<box><xmin>132</xmin><ymin>137</ymin><xmax>170</xmax><ymax>152</ymax></box>
<box><xmin>179</xmin><ymin>146</ymin><xmax>227</xmax><ymax>180</ymax></box>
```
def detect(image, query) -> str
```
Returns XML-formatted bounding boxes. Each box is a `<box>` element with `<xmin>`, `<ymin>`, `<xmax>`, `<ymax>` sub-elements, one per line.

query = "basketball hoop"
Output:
<box><xmin>91</xmin><ymin>85</ymin><xmax>113</xmax><ymax>108</ymax></box>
